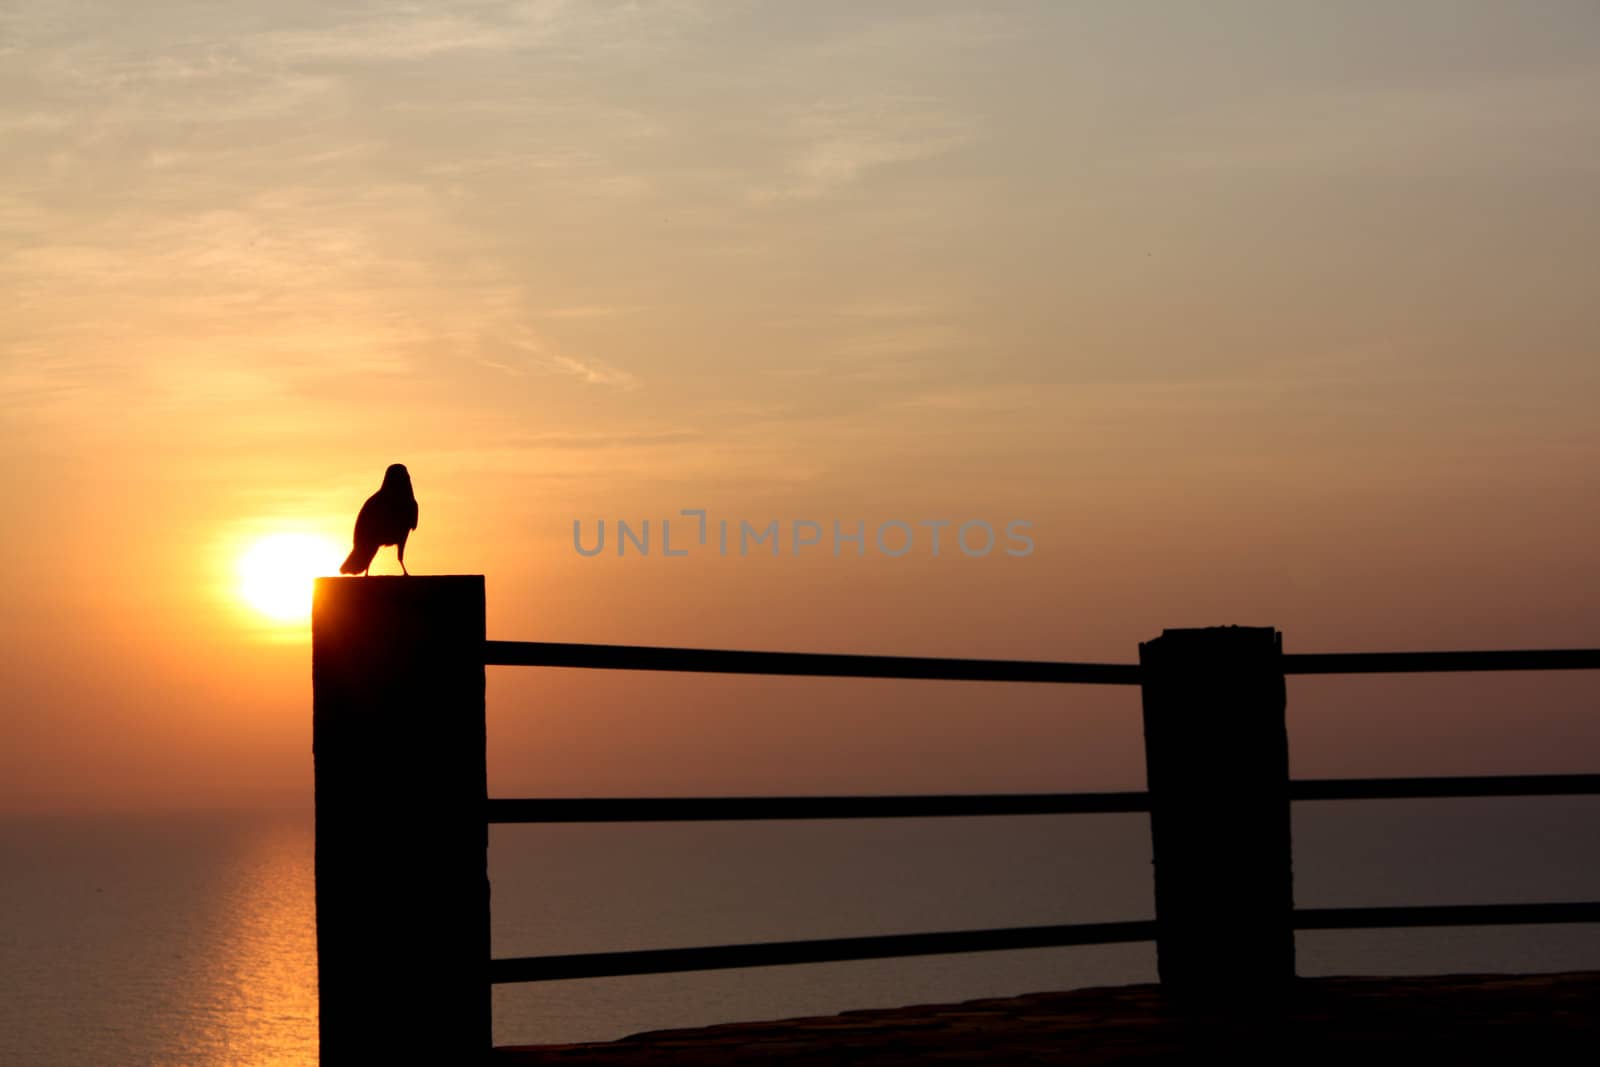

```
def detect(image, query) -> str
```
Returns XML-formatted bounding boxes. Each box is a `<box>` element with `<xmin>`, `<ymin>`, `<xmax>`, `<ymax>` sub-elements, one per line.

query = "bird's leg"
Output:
<box><xmin>398</xmin><ymin>539</ymin><xmax>409</xmax><ymax>576</ymax></box>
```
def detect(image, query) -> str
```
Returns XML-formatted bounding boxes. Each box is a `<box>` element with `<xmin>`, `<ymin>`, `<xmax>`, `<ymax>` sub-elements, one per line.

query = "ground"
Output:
<box><xmin>493</xmin><ymin>972</ymin><xmax>1600</xmax><ymax>1065</ymax></box>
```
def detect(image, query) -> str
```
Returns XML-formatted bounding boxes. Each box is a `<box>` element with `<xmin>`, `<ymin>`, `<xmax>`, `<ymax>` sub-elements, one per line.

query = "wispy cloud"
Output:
<box><xmin>749</xmin><ymin>95</ymin><xmax>975</xmax><ymax>202</ymax></box>
<box><xmin>255</xmin><ymin>15</ymin><xmax>522</xmax><ymax>63</ymax></box>
<box><xmin>811</xmin><ymin>9</ymin><xmax>1013</xmax><ymax>62</ymax></box>
<box><xmin>537</xmin><ymin>305</ymin><xmax>649</xmax><ymax>320</ymax></box>
<box><xmin>491</xmin><ymin>328</ymin><xmax>641</xmax><ymax>389</ymax></box>
<box><xmin>544</xmin><ymin>354</ymin><xmax>641</xmax><ymax>389</ymax></box>
<box><xmin>250</xmin><ymin>0</ymin><xmax>711</xmax><ymax>66</ymax></box>
<box><xmin>1157</xmin><ymin>70</ymin><xmax>1600</xmax><ymax>176</ymax></box>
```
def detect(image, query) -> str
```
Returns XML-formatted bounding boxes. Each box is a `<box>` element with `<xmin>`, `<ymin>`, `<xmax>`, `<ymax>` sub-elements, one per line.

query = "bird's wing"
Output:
<box><xmin>351</xmin><ymin>492</ymin><xmax>382</xmax><ymax>546</ymax></box>
<box><xmin>407</xmin><ymin>496</ymin><xmax>418</xmax><ymax>531</ymax></box>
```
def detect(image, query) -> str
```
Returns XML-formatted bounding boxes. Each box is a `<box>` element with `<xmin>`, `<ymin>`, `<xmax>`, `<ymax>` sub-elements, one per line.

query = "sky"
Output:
<box><xmin>2</xmin><ymin>1</ymin><xmax>1598</xmax><ymax>813</ymax></box>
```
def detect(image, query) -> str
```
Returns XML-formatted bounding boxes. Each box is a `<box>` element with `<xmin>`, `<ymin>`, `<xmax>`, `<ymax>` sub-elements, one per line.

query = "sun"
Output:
<box><xmin>236</xmin><ymin>532</ymin><xmax>344</xmax><ymax>622</ymax></box>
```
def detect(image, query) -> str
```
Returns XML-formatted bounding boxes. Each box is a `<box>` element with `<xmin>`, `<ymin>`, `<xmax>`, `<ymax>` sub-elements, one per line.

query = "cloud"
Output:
<box><xmin>1156</xmin><ymin>70</ymin><xmax>1600</xmax><ymax>177</ymax></box>
<box><xmin>253</xmin><ymin>13</ymin><xmax>530</xmax><ymax>64</ymax></box>
<box><xmin>811</xmin><ymin>9</ymin><xmax>1013</xmax><ymax>62</ymax></box>
<box><xmin>537</xmin><ymin>305</ymin><xmax>649</xmax><ymax>320</ymax></box>
<box><xmin>544</xmin><ymin>354</ymin><xmax>641</xmax><ymax>389</ymax></box>
<box><xmin>249</xmin><ymin>0</ymin><xmax>712</xmax><ymax>67</ymax></box>
<box><xmin>833</xmin><ymin>322</ymin><xmax>966</xmax><ymax>359</ymax></box>
<box><xmin>502</xmin><ymin>428</ymin><xmax>702</xmax><ymax>450</ymax></box>
<box><xmin>749</xmin><ymin>96</ymin><xmax>975</xmax><ymax>202</ymax></box>
<box><xmin>493</xmin><ymin>328</ymin><xmax>641</xmax><ymax>389</ymax></box>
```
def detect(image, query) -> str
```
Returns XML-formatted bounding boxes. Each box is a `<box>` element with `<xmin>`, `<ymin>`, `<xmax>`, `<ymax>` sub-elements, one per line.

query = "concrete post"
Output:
<box><xmin>1138</xmin><ymin>625</ymin><xmax>1294</xmax><ymax>995</ymax></box>
<box><xmin>312</xmin><ymin>575</ymin><xmax>489</xmax><ymax>1062</ymax></box>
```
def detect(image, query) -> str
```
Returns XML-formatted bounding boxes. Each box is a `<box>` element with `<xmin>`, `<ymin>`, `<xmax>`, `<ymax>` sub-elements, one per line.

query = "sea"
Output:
<box><xmin>4</xmin><ymin>800</ymin><xmax>1599</xmax><ymax>1065</ymax></box>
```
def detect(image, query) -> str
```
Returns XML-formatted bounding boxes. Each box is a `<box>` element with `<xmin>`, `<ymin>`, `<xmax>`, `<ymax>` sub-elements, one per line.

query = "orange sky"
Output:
<box><xmin>3</xmin><ymin>2</ymin><xmax>1598</xmax><ymax>813</ymax></box>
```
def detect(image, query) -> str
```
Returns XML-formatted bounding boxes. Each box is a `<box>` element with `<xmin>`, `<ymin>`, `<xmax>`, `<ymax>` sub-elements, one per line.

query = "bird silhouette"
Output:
<box><xmin>340</xmin><ymin>463</ymin><xmax>418</xmax><ymax>576</ymax></box>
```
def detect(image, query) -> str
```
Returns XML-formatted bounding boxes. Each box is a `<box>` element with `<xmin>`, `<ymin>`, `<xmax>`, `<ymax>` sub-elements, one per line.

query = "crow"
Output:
<box><xmin>340</xmin><ymin>463</ymin><xmax>418</xmax><ymax>576</ymax></box>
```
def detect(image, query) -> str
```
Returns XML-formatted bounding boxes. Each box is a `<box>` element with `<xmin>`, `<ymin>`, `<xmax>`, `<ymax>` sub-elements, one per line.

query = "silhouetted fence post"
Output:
<box><xmin>1138</xmin><ymin>626</ymin><xmax>1294</xmax><ymax>996</ymax></box>
<box><xmin>312</xmin><ymin>576</ymin><xmax>489</xmax><ymax>1063</ymax></box>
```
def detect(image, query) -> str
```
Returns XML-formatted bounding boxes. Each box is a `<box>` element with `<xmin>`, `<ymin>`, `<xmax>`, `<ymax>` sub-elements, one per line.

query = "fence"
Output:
<box><xmin>309</xmin><ymin>575</ymin><xmax>1600</xmax><ymax>1063</ymax></box>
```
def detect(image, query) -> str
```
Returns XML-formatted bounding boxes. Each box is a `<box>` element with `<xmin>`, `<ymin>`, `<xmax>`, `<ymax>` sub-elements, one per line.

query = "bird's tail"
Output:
<box><xmin>341</xmin><ymin>545</ymin><xmax>377</xmax><ymax>575</ymax></box>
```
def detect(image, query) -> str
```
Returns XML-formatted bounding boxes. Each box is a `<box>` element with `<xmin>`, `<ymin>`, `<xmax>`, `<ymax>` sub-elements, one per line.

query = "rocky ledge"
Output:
<box><xmin>494</xmin><ymin>971</ymin><xmax>1600</xmax><ymax>1065</ymax></box>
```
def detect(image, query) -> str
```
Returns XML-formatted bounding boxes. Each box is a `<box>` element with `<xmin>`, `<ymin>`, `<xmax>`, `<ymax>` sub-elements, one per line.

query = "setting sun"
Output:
<box><xmin>236</xmin><ymin>533</ymin><xmax>344</xmax><ymax>622</ymax></box>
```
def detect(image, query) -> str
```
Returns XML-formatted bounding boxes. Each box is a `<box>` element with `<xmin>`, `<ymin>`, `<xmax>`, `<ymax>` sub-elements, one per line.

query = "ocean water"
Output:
<box><xmin>3</xmin><ymin>800</ymin><xmax>1599</xmax><ymax>1065</ymax></box>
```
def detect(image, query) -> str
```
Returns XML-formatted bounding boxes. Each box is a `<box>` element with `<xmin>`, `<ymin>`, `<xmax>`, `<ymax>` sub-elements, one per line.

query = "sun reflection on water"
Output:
<box><xmin>161</xmin><ymin>817</ymin><xmax>319</xmax><ymax>1066</ymax></box>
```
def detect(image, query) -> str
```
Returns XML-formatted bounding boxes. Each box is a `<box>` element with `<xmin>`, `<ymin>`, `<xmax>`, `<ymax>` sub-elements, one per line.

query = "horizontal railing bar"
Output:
<box><xmin>485</xmin><ymin>641</ymin><xmax>1600</xmax><ymax>680</ymax></box>
<box><xmin>489</xmin><ymin>920</ymin><xmax>1156</xmax><ymax>984</ymax></box>
<box><xmin>488</xmin><ymin>904</ymin><xmax>1600</xmax><ymax>984</ymax></box>
<box><xmin>488</xmin><ymin>792</ymin><xmax>1152</xmax><ymax>823</ymax></box>
<box><xmin>483</xmin><ymin>640</ymin><xmax>1142</xmax><ymax>685</ymax></box>
<box><xmin>1283</xmin><ymin>649</ymin><xmax>1600</xmax><ymax>674</ymax></box>
<box><xmin>487</xmin><ymin>776</ymin><xmax>1600</xmax><ymax>823</ymax></box>
<box><xmin>1291</xmin><ymin>774</ymin><xmax>1600</xmax><ymax>800</ymax></box>
<box><xmin>1295</xmin><ymin>901</ymin><xmax>1600</xmax><ymax>930</ymax></box>
<box><xmin>486</xmin><ymin>902</ymin><xmax>1600</xmax><ymax>983</ymax></box>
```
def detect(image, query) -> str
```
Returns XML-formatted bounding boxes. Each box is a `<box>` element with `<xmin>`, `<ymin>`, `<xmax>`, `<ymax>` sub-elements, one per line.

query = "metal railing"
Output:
<box><xmin>481</xmin><ymin>638</ymin><xmax>1600</xmax><ymax>985</ymax></box>
<box><xmin>307</xmin><ymin>577</ymin><xmax>1600</xmax><ymax>1062</ymax></box>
